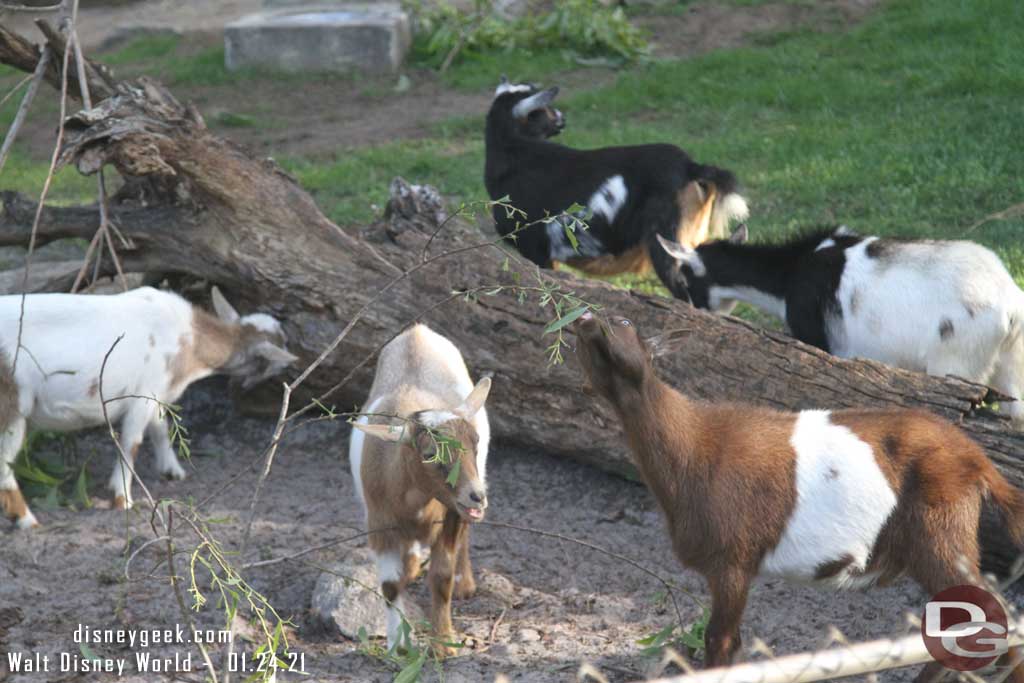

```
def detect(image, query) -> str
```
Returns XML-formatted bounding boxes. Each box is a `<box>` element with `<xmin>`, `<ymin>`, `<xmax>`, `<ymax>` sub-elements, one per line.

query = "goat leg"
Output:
<box><xmin>452</xmin><ymin>526</ymin><xmax>476</xmax><ymax>599</ymax></box>
<box><xmin>428</xmin><ymin>509</ymin><xmax>466</xmax><ymax>658</ymax></box>
<box><xmin>703</xmin><ymin>568</ymin><xmax>750</xmax><ymax>668</ymax></box>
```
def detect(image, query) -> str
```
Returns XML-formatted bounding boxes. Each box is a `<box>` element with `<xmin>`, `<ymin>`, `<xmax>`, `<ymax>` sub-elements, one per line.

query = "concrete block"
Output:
<box><xmin>225</xmin><ymin>3</ymin><xmax>411</xmax><ymax>74</ymax></box>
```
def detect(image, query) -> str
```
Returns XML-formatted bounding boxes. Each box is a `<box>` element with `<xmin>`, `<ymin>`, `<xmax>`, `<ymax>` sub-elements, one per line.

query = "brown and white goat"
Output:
<box><xmin>0</xmin><ymin>287</ymin><xmax>296</xmax><ymax>527</ymax></box>
<box><xmin>572</xmin><ymin>311</ymin><xmax>1024</xmax><ymax>680</ymax></box>
<box><xmin>349</xmin><ymin>324</ymin><xmax>491</xmax><ymax>657</ymax></box>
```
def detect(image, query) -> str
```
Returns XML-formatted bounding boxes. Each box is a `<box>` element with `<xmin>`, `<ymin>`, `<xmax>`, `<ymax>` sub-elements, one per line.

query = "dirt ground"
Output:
<box><xmin>2</xmin><ymin>377</ymin><xmax>940</xmax><ymax>683</ymax></box>
<box><xmin>3</xmin><ymin>1</ymin><xmax>998</xmax><ymax>682</ymax></box>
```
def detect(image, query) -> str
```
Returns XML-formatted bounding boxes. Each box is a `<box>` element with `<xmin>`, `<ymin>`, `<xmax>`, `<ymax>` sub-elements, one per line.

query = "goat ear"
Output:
<box><xmin>499</xmin><ymin>74</ymin><xmax>509</xmax><ymax>85</ymax></box>
<box><xmin>352</xmin><ymin>422</ymin><xmax>407</xmax><ymax>443</ymax></box>
<box><xmin>729</xmin><ymin>223</ymin><xmax>749</xmax><ymax>244</ymax></box>
<box><xmin>512</xmin><ymin>87</ymin><xmax>559</xmax><ymax>119</ymax></box>
<box><xmin>455</xmin><ymin>377</ymin><xmax>491</xmax><ymax>419</ymax></box>
<box><xmin>254</xmin><ymin>340</ymin><xmax>298</xmax><ymax>365</ymax></box>
<box><xmin>656</xmin><ymin>234</ymin><xmax>694</xmax><ymax>262</ymax></box>
<box><xmin>211</xmin><ymin>286</ymin><xmax>240</xmax><ymax>324</ymax></box>
<box><xmin>645</xmin><ymin>329</ymin><xmax>691</xmax><ymax>359</ymax></box>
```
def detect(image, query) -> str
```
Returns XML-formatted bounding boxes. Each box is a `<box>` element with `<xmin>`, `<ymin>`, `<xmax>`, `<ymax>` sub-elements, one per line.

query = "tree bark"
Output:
<box><xmin>1</xmin><ymin>26</ymin><xmax>1021</xmax><ymax>573</ymax></box>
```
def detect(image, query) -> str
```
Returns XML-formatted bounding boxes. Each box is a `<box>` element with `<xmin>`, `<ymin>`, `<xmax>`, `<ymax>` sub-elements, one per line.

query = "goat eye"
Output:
<box><xmin>621</xmin><ymin>319</ymin><xmax>632</xmax><ymax>327</ymax></box>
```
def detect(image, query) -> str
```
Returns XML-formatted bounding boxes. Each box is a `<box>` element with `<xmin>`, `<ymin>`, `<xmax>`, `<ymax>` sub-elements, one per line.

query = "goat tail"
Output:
<box><xmin>690</xmin><ymin>163</ymin><xmax>749</xmax><ymax>240</ymax></box>
<box><xmin>983</xmin><ymin>465</ymin><xmax>1024</xmax><ymax>547</ymax></box>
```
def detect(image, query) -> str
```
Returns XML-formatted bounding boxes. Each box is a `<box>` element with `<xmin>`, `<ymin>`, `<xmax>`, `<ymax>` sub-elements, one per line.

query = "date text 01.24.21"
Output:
<box><xmin>227</xmin><ymin>651</ymin><xmax>306</xmax><ymax>674</ymax></box>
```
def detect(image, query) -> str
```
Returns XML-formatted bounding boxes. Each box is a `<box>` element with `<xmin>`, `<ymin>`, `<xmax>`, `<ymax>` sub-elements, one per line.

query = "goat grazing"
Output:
<box><xmin>349</xmin><ymin>324</ymin><xmax>491</xmax><ymax>657</ymax></box>
<box><xmin>573</xmin><ymin>311</ymin><xmax>1024</xmax><ymax>680</ymax></box>
<box><xmin>0</xmin><ymin>287</ymin><xmax>297</xmax><ymax>527</ymax></box>
<box><xmin>658</xmin><ymin>226</ymin><xmax>1024</xmax><ymax>426</ymax></box>
<box><xmin>484</xmin><ymin>78</ymin><xmax>748</xmax><ymax>295</ymax></box>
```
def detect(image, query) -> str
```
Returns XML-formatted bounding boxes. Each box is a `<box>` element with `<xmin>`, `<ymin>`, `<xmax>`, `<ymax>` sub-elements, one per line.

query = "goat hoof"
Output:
<box><xmin>453</xmin><ymin>577</ymin><xmax>477</xmax><ymax>600</ymax></box>
<box><xmin>15</xmin><ymin>512</ymin><xmax>39</xmax><ymax>530</ymax></box>
<box><xmin>431</xmin><ymin>641</ymin><xmax>459</xmax><ymax>660</ymax></box>
<box><xmin>112</xmin><ymin>495</ymin><xmax>132</xmax><ymax>510</ymax></box>
<box><xmin>161</xmin><ymin>465</ymin><xmax>186</xmax><ymax>481</ymax></box>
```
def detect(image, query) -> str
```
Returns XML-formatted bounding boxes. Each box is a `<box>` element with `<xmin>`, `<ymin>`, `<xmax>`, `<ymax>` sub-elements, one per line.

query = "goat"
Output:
<box><xmin>572</xmin><ymin>311</ymin><xmax>1024</xmax><ymax>680</ymax></box>
<box><xmin>0</xmin><ymin>286</ymin><xmax>297</xmax><ymax>527</ymax></box>
<box><xmin>658</xmin><ymin>226</ymin><xmax>1024</xmax><ymax>427</ymax></box>
<box><xmin>484</xmin><ymin>78</ymin><xmax>749</xmax><ymax>295</ymax></box>
<box><xmin>349</xmin><ymin>324</ymin><xmax>491</xmax><ymax>657</ymax></box>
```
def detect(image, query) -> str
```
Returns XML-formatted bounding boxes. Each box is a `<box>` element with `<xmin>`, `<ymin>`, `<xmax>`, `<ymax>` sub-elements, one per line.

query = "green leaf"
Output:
<box><xmin>39</xmin><ymin>485</ymin><xmax>61</xmax><ymax>510</ymax></box>
<box><xmin>79</xmin><ymin>643</ymin><xmax>101</xmax><ymax>662</ymax></box>
<box><xmin>74</xmin><ymin>466</ymin><xmax>92</xmax><ymax>509</ymax></box>
<box><xmin>445</xmin><ymin>459</ymin><xmax>461</xmax><ymax>488</ymax></box>
<box><xmin>563</xmin><ymin>221</ymin><xmax>579</xmax><ymax>250</ymax></box>
<box><xmin>393</xmin><ymin>652</ymin><xmax>425</xmax><ymax>683</ymax></box>
<box><xmin>543</xmin><ymin>305</ymin><xmax>589</xmax><ymax>335</ymax></box>
<box><xmin>679</xmin><ymin>631</ymin><xmax>704</xmax><ymax>649</ymax></box>
<box><xmin>13</xmin><ymin>457</ymin><xmax>63</xmax><ymax>486</ymax></box>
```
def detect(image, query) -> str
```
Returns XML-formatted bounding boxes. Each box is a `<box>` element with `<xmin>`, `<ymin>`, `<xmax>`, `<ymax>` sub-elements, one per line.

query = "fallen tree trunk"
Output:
<box><xmin>1</xmin><ymin>25</ymin><xmax>1021</xmax><ymax>572</ymax></box>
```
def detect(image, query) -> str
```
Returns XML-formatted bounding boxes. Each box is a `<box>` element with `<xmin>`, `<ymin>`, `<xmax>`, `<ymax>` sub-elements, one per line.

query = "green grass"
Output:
<box><xmin>430</xmin><ymin>48</ymin><xmax>582</xmax><ymax>91</ymax></box>
<box><xmin>296</xmin><ymin>0</ymin><xmax>1024</xmax><ymax>287</ymax></box>
<box><xmin>4</xmin><ymin>0</ymin><xmax>1022</xmax><ymax>287</ymax></box>
<box><xmin>100</xmin><ymin>36</ymin><xmax>358</xmax><ymax>87</ymax></box>
<box><xmin>102</xmin><ymin>33</ymin><xmax>180</xmax><ymax>65</ymax></box>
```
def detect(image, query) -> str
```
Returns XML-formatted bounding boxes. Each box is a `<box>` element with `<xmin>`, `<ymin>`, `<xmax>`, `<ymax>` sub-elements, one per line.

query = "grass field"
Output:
<box><xmin>2</xmin><ymin>0</ymin><xmax>1021</xmax><ymax>286</ymax></box>
<box><xmin>295</xmin><ymin>0</ymin><xmax>1024</xmax><ymax>285</ymax></box>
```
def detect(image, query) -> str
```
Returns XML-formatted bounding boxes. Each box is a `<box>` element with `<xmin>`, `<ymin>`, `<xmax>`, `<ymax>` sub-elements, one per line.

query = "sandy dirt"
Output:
<box><xmin>3</xmin><ymin>1</ymin><xmax>993</xmax><ymax>682</ymax></box>
<box><xmin>1</xmin><ymin>377</ymin><xmax>944</xmax><ymax>683</ymax></box>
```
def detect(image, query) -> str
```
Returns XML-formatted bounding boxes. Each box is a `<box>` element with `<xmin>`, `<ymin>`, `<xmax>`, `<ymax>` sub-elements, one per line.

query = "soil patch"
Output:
<box><xmin>1</xmin><ymin>379</ymin><xmax>943</xmax><ymax>682</ymax></box>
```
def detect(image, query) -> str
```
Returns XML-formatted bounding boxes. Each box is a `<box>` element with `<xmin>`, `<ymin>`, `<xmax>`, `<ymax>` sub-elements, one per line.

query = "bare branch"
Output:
<box><xmin>0</xmin><ymin>44</ymin><xmax>50</xmax><ymax>173</ymax></box>
<box><xmin>164</xmin><ymin>509</ymin><xmax>219</xmax><ymax>681</ymax></box>
<box><xmin>12</xmin><ymin>0</ymin><xmax>73</xmax><ymax>374</ymax></box>
<box><xmin>239</xmin><ymin>382</ymin><xmax>291</xmax><ymax>552</ymax></box>
<box><xmin>0</xmin><ymin>72</ymin><xmax>33</xmax><ymax>109</ymax></box>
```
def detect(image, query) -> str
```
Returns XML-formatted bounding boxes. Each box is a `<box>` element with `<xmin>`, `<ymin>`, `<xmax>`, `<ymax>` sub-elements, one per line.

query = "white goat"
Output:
<box><xmin>0</xmin><ymin>287</ymin><xmax>297</xmax><ymax>527</ymax></box>
<box><xmin>659</xmin><ymin>227</ymin><xmax>1024</xmax><ymax>426</ymax></box>
<box><xmin>349</xmin><ymin>324</ymin><xmax>491</xmax><ymax>657</ymax></box>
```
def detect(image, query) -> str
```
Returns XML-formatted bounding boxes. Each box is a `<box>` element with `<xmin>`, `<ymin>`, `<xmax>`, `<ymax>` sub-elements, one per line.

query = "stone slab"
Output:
<box><xmin>225</xmin><ymin>3</ymin><xmax>411</xmax><ymax>74</ymax></box>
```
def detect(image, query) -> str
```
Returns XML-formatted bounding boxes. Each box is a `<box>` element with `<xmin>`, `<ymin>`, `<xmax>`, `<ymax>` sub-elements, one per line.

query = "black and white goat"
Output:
<box><xmin>484</xmin><ymin>78</ymin><xmax>749</xmax><ymax>294</ymax></box>
<box><xmin>658</xmin><ymin>226</ymin><xmax>1024</xmax><ymax>426</ymax></box>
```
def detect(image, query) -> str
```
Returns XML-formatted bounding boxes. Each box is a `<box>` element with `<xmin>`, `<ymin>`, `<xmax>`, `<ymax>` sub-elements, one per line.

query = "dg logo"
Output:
<box><xmin>922</xmin><ymin>585</ymin><xmax>1009</xmax><ymax>671</ymax></box>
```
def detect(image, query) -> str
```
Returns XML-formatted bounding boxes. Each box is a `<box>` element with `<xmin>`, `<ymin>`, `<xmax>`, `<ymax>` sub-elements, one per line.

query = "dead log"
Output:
<box><xmin>1</xmin><ymin>26</ymin><xmax>1021</xmax><ymax>573</ymax></box>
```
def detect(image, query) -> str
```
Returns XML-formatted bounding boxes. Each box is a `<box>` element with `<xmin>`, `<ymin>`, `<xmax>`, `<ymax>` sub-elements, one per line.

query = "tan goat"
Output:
<box><xmin>349</xmin><ymin>324</ymin><xmax>491</xmax><ymax>657</ymax></box>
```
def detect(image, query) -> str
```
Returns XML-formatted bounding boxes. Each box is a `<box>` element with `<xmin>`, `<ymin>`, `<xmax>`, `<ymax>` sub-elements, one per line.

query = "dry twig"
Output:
<box><xmin>0</xmin><ymin>45</ymin><xmax>50</xmax><ymax>173</ymax></box>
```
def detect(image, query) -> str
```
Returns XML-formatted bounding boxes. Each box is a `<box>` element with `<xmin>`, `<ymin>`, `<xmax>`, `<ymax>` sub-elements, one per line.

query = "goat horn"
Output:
<box><xmin>512</xmin><ymin>87</ymin><xmax>559</xmax><ymax>119</ymax></box>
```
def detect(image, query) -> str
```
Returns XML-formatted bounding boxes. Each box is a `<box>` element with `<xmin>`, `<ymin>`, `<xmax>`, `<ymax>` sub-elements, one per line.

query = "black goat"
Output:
<box><xmin>483</xmin><ymin>78</ymin><xmax>749</xmax><ymax>294</ymax></box>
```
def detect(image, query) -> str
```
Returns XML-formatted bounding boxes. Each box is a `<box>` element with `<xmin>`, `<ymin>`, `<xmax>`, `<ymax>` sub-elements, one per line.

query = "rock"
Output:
<box><xmin>478</xmin><ymin>570</ymin><xmax>517</xmax><ymax>604</ymax></box>
<box><xmin>225</xmin><ymin>3</ymin><xmax>412</xmax><ymax>75</ymax></box>
<box><xmin>310</xmin><ymin>550</ymin><xmax>387</xmax><ymax>639</ymax></box>
<box><xmin>517</xmin><ymin>627</ymin><xmax>542</xmax><ymax>642</ymax></box>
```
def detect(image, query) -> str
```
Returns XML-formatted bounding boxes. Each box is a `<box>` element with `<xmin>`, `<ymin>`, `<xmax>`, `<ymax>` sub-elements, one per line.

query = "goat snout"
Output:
<box><xmin>457</xmin><ymin>487</ymin><xmax>488</xmax><ymax>522</ymax></box>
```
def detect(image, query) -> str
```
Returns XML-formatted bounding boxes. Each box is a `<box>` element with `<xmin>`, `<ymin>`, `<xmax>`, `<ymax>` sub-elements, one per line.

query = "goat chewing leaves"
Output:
<box><xmin>544</xmin><ymin>305</ymin><xmax>590</xmax><ymax>335</ymax></box>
